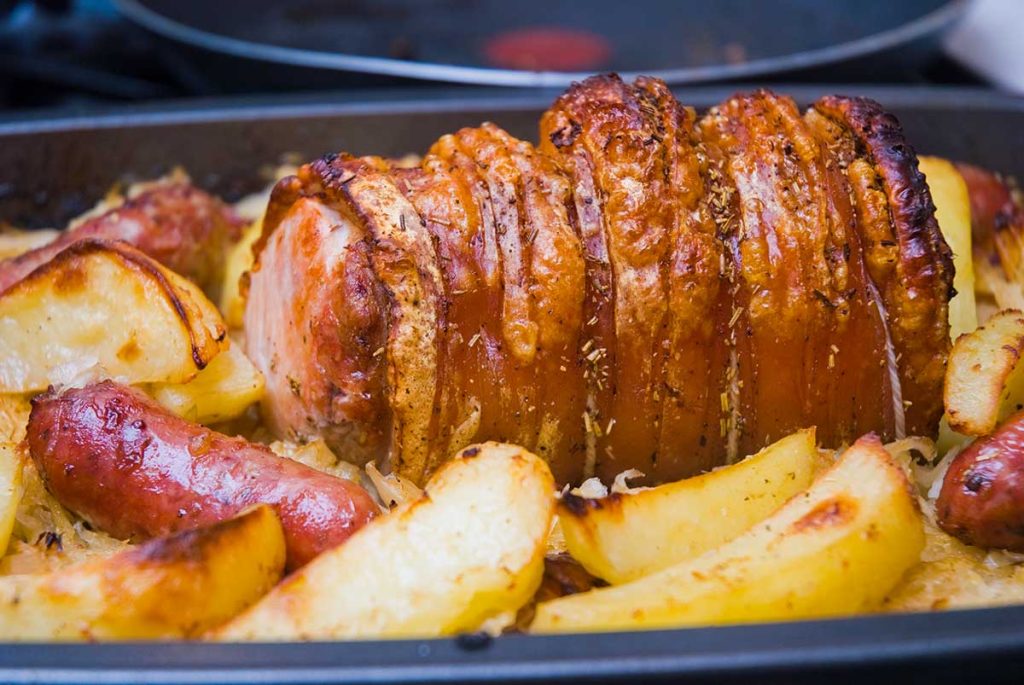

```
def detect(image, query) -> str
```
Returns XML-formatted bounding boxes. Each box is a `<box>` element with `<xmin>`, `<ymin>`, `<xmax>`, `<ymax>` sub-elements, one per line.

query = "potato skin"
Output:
<box><xmin>938</xmin><ymin>409</ymin><xmax>1024</xmax><ymax>551</ymax></box>
<box><xmin>27</xmin><ymin>381</ymin><xmax>378</xmax><ymax>570</ymax></box>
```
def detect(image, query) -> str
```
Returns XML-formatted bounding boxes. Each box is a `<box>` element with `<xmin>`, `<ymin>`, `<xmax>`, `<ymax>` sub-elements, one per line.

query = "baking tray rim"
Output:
<box><xmin>0</xmin><ymin>605</ymin><xmax>1022</xmax><ymax>683</ymax></box>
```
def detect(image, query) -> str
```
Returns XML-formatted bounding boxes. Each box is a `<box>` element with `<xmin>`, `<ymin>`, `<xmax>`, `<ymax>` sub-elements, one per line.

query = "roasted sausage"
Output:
<box><xmin>955</xmin><ymin>162</ymin><xmax>1022</xmax><ymax>245</ymax></box>
<box><xmin>937</xmin><ymin>409</ymin><xmax>1024</xmax><ymax>551</ymax></box>
<box><xmin>0</xmin><ymin>180</ymin><xmax>244</xmax><ymax>296</ymax></box>
<box><xmin>955</xmin><ymin>162</ymin><xmax>1024</xmax><ymax>284</ymax></box>
<box><xmin>27</xmin><ymin>381</ymin><xmax>378</xmax><ymax>570</ymax></box>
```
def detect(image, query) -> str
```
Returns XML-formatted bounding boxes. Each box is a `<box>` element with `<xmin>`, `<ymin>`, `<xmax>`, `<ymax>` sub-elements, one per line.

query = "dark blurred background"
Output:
<box><xmin>0</xmin><ymin>0</ymin><xmax>1019</xmax><ymax>114</ymax></box>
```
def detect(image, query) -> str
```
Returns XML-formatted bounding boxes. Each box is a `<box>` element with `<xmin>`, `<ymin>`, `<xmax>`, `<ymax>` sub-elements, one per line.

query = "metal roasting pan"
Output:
<box><xmin>0</xmin><ymin>85</ymin><xmax>1023</xmax><ymax>684</ymax></box>
<box><xmin>112</xmin><ymin>0</ymin><xmax>966</xmax><ymax>88</ymax></box>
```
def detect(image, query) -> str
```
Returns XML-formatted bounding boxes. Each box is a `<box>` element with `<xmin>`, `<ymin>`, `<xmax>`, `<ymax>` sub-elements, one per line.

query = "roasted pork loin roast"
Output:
<box><xmin>245</xmin><ymin>74</ymin><xmax>953</xmax><ymax>486</ymax></box>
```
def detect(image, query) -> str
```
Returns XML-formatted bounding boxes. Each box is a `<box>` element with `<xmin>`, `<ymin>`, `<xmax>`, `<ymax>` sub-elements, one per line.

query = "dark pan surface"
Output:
<box><xmin>0</xmin><ymin>86</ymin><xmax>1023</xmax><ymax>683</ymax></box>
<box><xmin>0</xmin><ymin>606</ymin><xmax>1022</xmax><ymax>684</ymax></box>
<box><xmin>115</xmin><ymin>0</ymin><xmax>966</xmax><ymax>86</ymax></box>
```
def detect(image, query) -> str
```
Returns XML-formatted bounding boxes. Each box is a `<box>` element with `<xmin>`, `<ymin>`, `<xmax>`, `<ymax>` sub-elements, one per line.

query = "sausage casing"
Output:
<box><xmin>937</xmin><ymin>409</ymin><xmax>1024</xmax><ymax>551</ymax></box>
<box><xmin>27</xmin><ymin>381</ymin><xmax>378</xmax><ymax>569</ymax></box>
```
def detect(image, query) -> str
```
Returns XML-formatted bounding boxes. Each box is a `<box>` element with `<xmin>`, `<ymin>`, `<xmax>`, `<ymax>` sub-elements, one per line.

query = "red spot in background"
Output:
<box><xmin>483</xmin><ymin>27</ymin><xmax>612</xmax><ymax>71</ymax></box>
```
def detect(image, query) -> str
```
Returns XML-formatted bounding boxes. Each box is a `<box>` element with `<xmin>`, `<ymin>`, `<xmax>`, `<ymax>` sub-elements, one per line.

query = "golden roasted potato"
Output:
<box><xmin>219</xmin><ymin>218</ymin><xmax>262</xmax><ymax>329</ymax></box>
<box><xmin>147</xmin><ymin>342</ymin><xmax>264</xmax><ymax>424</ymax></box>
<box><xmin>215</xmin><ymin>442</ymin><xmax>555</xmax><ymax>641</ymax></box>
<box><xmin>920</xmin><ymin>156</ymin><xmax>977</xmax><ymax>338</ymax></box>
<box><xmin>944</xmin><ymin>309</ymin><xmax>1024</xmax><ymax>436</ymax></box>
<box><xmin>531</xmin><ymin>434</ymin><xmax>924</xmax><ymax>634</ymax></box>
<box><xmin>559</xmin><ymin>429</ymin><xmax>819</xmax><ymax>584</ymax></box>
<box><xmin>0</xmin><ymin>505</ymin><xmax>285</xmax><ymax>640</ymax></box>
<box><xmin>0</xmin><ymin>239</ymin><xmax>227</xmax><ymax>393</ymax></box>
<box><xmin>0</xmin><ymin>442</ymin><xmax>24</xmax><ymax>555</ymax></box>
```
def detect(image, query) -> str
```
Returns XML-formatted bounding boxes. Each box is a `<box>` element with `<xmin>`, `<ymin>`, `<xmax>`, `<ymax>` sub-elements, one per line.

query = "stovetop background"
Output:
<box><xmin>0</xmin><ymin>0</ymin><xmax>992</xmax><ymax>115</ymax></box>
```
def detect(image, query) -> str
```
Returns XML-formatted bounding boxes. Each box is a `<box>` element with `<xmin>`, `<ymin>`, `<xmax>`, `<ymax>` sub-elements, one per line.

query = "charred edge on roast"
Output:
<box><xmin>814</xmin><ymin>96</ymin><xmax>954</xmax><ymax>302</ymax></box>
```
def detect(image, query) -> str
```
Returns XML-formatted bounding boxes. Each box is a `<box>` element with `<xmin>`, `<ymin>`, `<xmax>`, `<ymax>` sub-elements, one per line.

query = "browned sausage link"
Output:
<box><xmin>27</xmin><ymin>381</ymin><xmax>378</xmax><ymax>570</ymax></box>
<box><xmin>955</xmin><ymin>162</ymin><xmax>1024</xmax><ymax>283</ymax></box>
<box><xmin>0</xmin><ymin>181</ymin><xmax>244</xmax><ymax>295</ymax></box>
<box><xmin>937</xmin><ymin>409</ymin><xmax>1024</xmax><ymax>551</ymax></box>
<box><xmin>954</xmin><ymin>162</ymin><xmax>1023</xmax><ymax>246</ymax></box>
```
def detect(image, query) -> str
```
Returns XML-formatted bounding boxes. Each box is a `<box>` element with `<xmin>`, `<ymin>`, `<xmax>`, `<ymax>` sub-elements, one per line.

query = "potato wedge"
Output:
<box><xmin>920</xmin><ymin>156</ymin><xmax>977</xmax><ymax>338</ymax></box>
<box><xmin>531</xmin><ymin>434</ymin><xmax>924</xmax><ymax>634</ymax></box>
<box><xmin>0</xmin><ymin>442</ymin><xmax>24</xmax><ymax>555</ymax></box>
<box><xmin>0</xmin><ymin>239</ymin><xmax>227</xmax><ymax>393</ymax></box>
<box><xmin>0</xmin><ymin>505</ymin><xmax>285</xmax><ymax>640</ymax></box>
<box><xmin>944</xmin><ymin>309</ymin><xmax>1024</xmax><ymax>436</ymax></box>
<box><xmin>219</xmin><ymin>218</ymin><xmax>262</xmax><ymax>329</ymax></box>
<box><xmin>559</xmin><ymin>429</ymin><xmax>818</xmax><ymax>584</ymax></box>
<box><xmin>215</xmin><ymin>442</ymin><xmax>555</xmax><ymax>641</ymax></box>
<box><xmin>148</xmin><ymin>342</ymin><xmax>264</xmax><ymax>424</ymax></box>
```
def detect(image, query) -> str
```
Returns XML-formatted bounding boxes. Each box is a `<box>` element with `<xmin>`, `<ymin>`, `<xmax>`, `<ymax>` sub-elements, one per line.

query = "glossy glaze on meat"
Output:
<box><xmin>704</xmin><ymin>91</ymin><xmax>895</xmax><ymax>456</ymax></box>
<box><xmin>246</xmin><ymin>75</ymin><xmax>952</xmax><ymax>486</ymax></box>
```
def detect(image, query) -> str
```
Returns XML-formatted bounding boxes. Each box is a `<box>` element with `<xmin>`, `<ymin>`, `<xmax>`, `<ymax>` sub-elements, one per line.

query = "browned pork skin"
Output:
<box><xmin>540</xmin><ymin>75</ymin><xmax>730</xmax><ymax>480</ymax></box>
<box><xmin>411</xmin><ymin>125</ymin><xmax>588</xmax><ymax>479</ymax></box>
<box><xmin>0</xmin><ymin>178</ymin><xmax>244</xmax><ymax>295</ymax></box>
<box><xmin>249</xmin><ymin>136</ymin><xmax>590</xmax><ymax>484</ymax></box>
<box><xmin>806</xmin><ymin>96</ymin><xmax>953</xmax><ymax>436</ymax></box>
<box><xmin>245</xmin><ymin>75</ymin><xmax>952</xmax><ymax>486</ymax></box>
<box><xmin>701</xmin><ymin>90</ymin><xmax>894</xmax><ymax>455</ymax></box>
